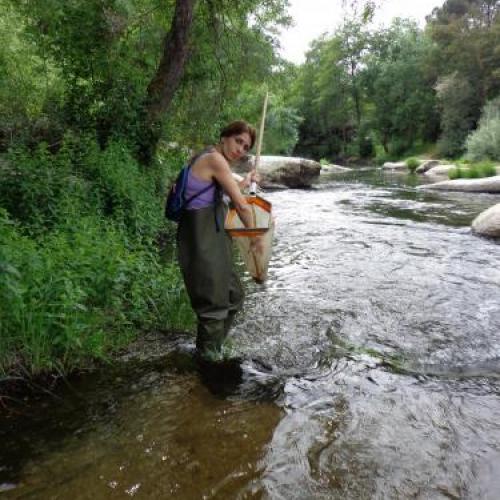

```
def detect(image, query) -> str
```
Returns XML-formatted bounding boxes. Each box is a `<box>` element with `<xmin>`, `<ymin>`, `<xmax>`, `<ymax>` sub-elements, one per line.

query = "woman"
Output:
<box><xmin>177</xmin><ymin>120</ymin><xmax>260</xmax><ymax>361</ymax></box>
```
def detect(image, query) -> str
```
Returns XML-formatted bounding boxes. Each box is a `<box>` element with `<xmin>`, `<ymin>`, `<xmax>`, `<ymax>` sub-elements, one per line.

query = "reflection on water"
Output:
<box><xmin>2</xmin><ymin>168</ymin><xmax>500</xmax><ymax>499</ymax></box>
<box><xmin>1</xmin><ymin>351</ymin><xmax>282</xmax><ymax>499</ymax></box>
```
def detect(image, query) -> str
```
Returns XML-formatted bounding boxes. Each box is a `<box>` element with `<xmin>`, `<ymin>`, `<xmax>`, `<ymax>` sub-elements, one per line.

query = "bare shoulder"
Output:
<box><xmin>191</xmin><ymin>149</ymin><xmax>227</xmax><ymax>181</ymax></box>
<box><xmin>200</xmin><ymin>150</ymin><xmax>230</xmax><ymax>173</ymax></box>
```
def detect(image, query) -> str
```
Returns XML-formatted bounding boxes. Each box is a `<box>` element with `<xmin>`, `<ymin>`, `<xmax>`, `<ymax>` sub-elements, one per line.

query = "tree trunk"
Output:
<box><xmin>138</xmin><ymin>0</ymin><xmax>198</xmax><ymax>165</ymax></box>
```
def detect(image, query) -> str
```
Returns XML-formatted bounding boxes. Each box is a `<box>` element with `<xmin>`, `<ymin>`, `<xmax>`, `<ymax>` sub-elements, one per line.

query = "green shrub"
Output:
<box><xmin>478</xmin><ymin>161</ymin><xmax>497</xmax><ymax>177</ymax></box>
<box><xmin>465</xmin><ymin>165</ymin><xmax>480</xmax><ymax>178</ymax></box>
<box><xmin>448</xmin><ymin>166</ymin><xmax>462</xmax><ymax>179</ymax></box>
<box><xmin>447</xmin><ymin>161</ymin><xmax>497</xmax><ymax>180</ymax></box>
<box><xmin>0</xmin><ymin>139</ymin><xmax>193</xmax><ymax>377</ymax></box>
<box><xmin>405</xmin><ymin>157</ymin><xmax>420</xmax><ymax>172</ymax></box>
<box><xmin>0</xmin><ymin>210</ymin><xmax>193</xmax><ymax>376</ymax></box>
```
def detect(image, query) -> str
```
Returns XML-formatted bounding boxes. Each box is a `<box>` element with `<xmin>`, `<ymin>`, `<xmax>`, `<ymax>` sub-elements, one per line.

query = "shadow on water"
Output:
<box><xmin>0</xmin><ymin>340</ymin><xmax>285</xmax><ymax>498</ymax></box>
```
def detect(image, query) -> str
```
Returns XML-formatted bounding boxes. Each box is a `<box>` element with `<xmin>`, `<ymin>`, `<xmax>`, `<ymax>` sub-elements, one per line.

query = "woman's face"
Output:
<box><xmin>221</xmin><ymin>132</ymin><xmax>252</xmax><ymax>162</ymax></box>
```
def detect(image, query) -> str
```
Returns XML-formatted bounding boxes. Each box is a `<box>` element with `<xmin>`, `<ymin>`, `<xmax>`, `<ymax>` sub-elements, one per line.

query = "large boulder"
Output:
<box><xmin>382</xmin><ymin>161</ymin><xmax>407</xmax><ymax>170</ymax></box>
<box><xmin>415</xmin><ymin>159</ymin><xmax>440</xmax><ymax>174</ymax></box>
<box><xmin>472</xmin><ymin>203</ymin><xmax>500</xmax><ymax>238</ymax></box>
<box><xmin>423</xmin><ymin>164</ymin><xmax>458</xmax><ymax>180</ymax></box>
<box><xmin>417</xmin><ymin>175</ymin><xmax>500</xmax><ymax>193</ymax></box>
<box><xmin>235</xmin><ymin>155</ymin><xmax>321</xmax><ymax>188</ymax></box>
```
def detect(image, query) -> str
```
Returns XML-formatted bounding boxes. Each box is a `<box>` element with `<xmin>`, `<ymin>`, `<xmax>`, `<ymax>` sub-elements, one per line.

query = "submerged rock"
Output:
<box><xmin>418</xmin><ymin>175</ymin><xmax>500</xmax><ymax>193</ymax></box>
<box><xmin>472</xmin><ymin>203</ymin><xmax>500</xmax><ymax>239</ymax></box>
<box><xmin>236</xmin><ymin>155</ymin><xmax>321</xmax><ymax>188</ymax></box>
<box><xmin>320</xmin><ymin>163</ymin><xmax>352</xmax><ymax>174</ymax></box>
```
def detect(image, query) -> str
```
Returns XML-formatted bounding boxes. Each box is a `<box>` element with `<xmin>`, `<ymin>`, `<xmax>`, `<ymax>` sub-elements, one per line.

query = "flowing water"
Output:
<box><xmin>2</xmin><ymin>169</ymin><xmax>500</xmax><ymax>499</ymax></box>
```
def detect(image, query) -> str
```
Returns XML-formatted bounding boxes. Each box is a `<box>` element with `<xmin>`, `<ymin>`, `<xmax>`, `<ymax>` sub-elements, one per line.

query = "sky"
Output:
<box><xmin>279</xmin><ymin>0</ymin><xmax>446</xmax><ymax>64</ymax></box>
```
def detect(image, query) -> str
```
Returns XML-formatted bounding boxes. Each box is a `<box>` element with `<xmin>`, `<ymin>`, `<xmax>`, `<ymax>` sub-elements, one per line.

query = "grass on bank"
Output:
<box><xmin>0</xmin><ymin>137</ymin><xmax>195</xmax><ymax>379</ymax></box>
<box><xmin>448</xmin><ymin>161</ymin><xmax>498</xmax><ymax>179</ymax></box>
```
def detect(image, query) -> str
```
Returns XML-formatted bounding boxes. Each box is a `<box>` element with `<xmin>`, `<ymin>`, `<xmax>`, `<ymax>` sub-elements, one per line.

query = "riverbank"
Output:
<box><xmin>0</xmin><ymin>328</ymin><xmax>193</xmax><ymax>415</ymax></box>
<box><xmin>0</xmin><ymin>139</ymin><xmax>195</xmax><ymax>386</ymax></box>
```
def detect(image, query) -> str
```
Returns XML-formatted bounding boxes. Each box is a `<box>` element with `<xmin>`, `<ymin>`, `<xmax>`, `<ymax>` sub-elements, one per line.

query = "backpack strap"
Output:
<box><xmin>183</xmin><ymin>168</ymin><xmax>215</xmax><ymax>206</ymax></box>
<box><xmin>185</xmin><ymin>146</ymin><xmax>223</xmax><ymax>232</ymax></box>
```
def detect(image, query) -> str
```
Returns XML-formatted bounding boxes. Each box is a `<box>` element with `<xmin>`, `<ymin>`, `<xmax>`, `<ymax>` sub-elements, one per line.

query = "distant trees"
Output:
<box><xmin>465</xmin><ymin>96</ymin><xmax>500</xmax><ymax>160</ymax></box>
<box><xmin>426</xmin><ymin>0</ymin><xmax>500</xmax><ymax>156</ymax></box>
<box><xmin>292</xmin><ymin>18</ymin><xmax>437</xmax><ymax>160</ymax></box>
<box><xmin>292</xmin><ymin>0</ymin><xmax>500</xmax><ymax>161</ymax></box>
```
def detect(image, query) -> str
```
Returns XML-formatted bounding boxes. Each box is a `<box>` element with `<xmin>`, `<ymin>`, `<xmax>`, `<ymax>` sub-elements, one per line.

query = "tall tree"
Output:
<box><xmin>139</xmin><ymin>0</ymin><xmax>198</xmax><ymax>165</ymax></box>
<box><xmin>364</xmin><ymin>20</ymin><xmax>438</xmax><ymax>154</ymax></box>
<box><xmin>4</xmin><ymin>0</ymin><xmax>290</xmax><ymax>161</ymax></box>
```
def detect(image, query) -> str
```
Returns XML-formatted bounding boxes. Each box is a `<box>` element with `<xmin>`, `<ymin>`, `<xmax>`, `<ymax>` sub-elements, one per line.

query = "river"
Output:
<box><xmin>2</xmin><ymin>169</ymin><xmax>500</xmax><ymax>499</ymax></box>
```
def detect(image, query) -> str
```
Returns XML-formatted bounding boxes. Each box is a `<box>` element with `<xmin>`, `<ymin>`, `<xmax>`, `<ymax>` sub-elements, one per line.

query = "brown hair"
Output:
<box><xmin>220</xmin><ymin>120</ymin><xmax>256</xmax><ymax>149</ymax></box>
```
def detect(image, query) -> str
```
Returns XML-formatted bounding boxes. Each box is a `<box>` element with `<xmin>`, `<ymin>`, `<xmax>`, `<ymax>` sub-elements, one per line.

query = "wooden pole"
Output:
<box><xmin>250</xmin><ymin>90</ymin><xmax>269</xmax><ymax>195</ymax></box>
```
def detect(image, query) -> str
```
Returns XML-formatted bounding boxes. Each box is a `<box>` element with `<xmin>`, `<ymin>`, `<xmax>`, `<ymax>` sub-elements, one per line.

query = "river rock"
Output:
<box><xmin>472</xmin><ymin>203</ymin><xmax>500</xmax><ymax>238</ymax></box>
<box><xmin>382</xmin><ymin>161</ymin><xmax>407</xmax><ymax>170</ymax></box>
<box><xmin>415</xmin><ymin>160</ymin><xmax>440</xmax><ymax>174</ymax></box>
<box><xmin>423</xmin><ymin>164</ymin><xmax>458</xmax><ymax>178</ymax></box>
<box><xmin>236</xmin><ymin>155</ymin><xmax>321</xmax><ymax>188</ymax></box>
<box><xmin>418</xmin><ymin>175</ymin><xmax>500</xmax><ymax>193</ymax></box>
<box><xmin>320</xmin><ymin>163</ymin><xmax>352</xmax><ymax>174</ymax></box>
<box><xmin>423</xmin><ymin>164</ymin><xmax>461</xmax><ymax>182</ymax></box>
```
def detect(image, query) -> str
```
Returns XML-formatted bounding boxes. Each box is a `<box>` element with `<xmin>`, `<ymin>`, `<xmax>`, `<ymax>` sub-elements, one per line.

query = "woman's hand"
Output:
<box><xmin>241</xmin><ymin>169</ymin><xmax>261</xmax><ymax>190</ymax></box>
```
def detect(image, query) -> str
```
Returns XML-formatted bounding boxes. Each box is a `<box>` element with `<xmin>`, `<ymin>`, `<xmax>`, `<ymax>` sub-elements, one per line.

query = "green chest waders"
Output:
<box><xmin>177</xmin><ymin>201</ymin><xmax>244</xmax><ymax>358</ymax></box>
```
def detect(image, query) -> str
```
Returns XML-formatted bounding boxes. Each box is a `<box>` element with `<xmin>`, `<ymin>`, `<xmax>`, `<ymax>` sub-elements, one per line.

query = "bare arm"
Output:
<box><xmin>208</xmin><ymin>153</ymin><xmax>254</xmax><ymax>228</ymax></box>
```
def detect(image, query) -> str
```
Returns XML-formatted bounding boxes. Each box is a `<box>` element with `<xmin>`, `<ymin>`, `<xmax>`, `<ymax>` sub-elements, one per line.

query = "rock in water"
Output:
<box><xmin>472</xmin><ymin>203</ymin><xmax>500</xmax><ymax>239</ymax></box>
<box><xmin>236</xmin><ymin>155</ymin><xmax>321</xmax><ymax>188</ymax></box>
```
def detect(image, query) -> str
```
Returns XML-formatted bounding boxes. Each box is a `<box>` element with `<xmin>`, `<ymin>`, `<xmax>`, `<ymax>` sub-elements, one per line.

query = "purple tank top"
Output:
<box><xmin>185</xmin><ymin>169</ymin><xmax>217</xmax><ymax>210</ymax></box>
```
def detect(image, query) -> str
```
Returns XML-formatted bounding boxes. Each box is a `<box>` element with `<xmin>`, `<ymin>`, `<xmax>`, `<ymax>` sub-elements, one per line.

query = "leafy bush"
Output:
<box><xmin>465</xmin><ymin>97</ymin><xmax>500</xmax><ymax>161</ymax></box>
<box><xmin>405</xmin><ymin>157</ymin><xmax>420</xmax><ymax>172</ymax></box>
<box><xmin>0</xmin><ymin>139</ymin><xmax>194</xmax><ymax>376</ymax></box>
<box><xmin>466</xmin><ymin>166</ymin><xmax>481</xmax><ymax>178</ymax></box>
<box><xmin>447</xmin><ymin>161</ymin><xmax>497</xmax><ymax>180</ymax></box>
<box><xmin>478</xmin><ymin>162</ymin><xmax>497</xmax><ymax>177</ymax></box>
<box><xmin>448</xmin><ymin>166</ymin><xmax>462</xmax><ymax>179</ymax></box>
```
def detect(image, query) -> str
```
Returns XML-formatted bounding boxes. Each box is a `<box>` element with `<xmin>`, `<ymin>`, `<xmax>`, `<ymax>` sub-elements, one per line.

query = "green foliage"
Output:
<box><xmin>0</xmin><ymin>1</ymin><xmax>64</xmax><ymax>149</ymax></box>
<box><xmin>374</xmin><ymin>144</ymin><xmax>394</xmax><ymax>166</ymax></box>
<box><xmin>435</xmin><ymin>72</ymin><xmax>479</xmax><ymax>157</ymax></box>
<box><xmin>405</xmin><ymin>157</ymin><xmax>420</xmax><ymax>172</ymax></box>
<box><xmin>477</xmin><ymin>161</ymin><xmax>498</xmax><ymax>176</ymax></box>
<box><xmin>448</xmin><ymin>166</ymin><xmax>462</xmax><ymax>179</ymax></box>
<box><xmin>0</xmin><ymin>135</ymin><xmax>164</xmax><ymax>241</ymax></box>
<box><xmin>225</xmin><ymin>80</ymin><xmax>302</xmax><ymax>156</ymax></box>
<box><xmin>0</xmin><ymin>139</ymin><xmax>194</xmax><ymax>376</ymax></box>
<box><xmin>2</xmin><ymin>0</ymin><xmax>290</xmax><ymax>154</ymax></box>
<box><xmin>428</xmin><ymin>1</ymin><xmax>500</xmax><ymax>156</ymax></box>
<box><xmin>365</xmin><ymin>20</ymin><xmax>438</xmax><ymax>156</ymax></box>
<box><xmin>465</xmin><ymin>97</ymin><xmax>500</xmax><ymax>161</ymax></box>
<box><xmin>448</xmin><ymin>161</ymin><xmax>497</xmax><ymax>179</ymax></box>
<box><xmin>357</xmin><ymin>133</ymin><xmax>374</xmax><ymax>158</ymax></box>
<box><xmin>294</xmin><ymin>17</ymin><xmax>439</xmax><ymax>160</ymax></box>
